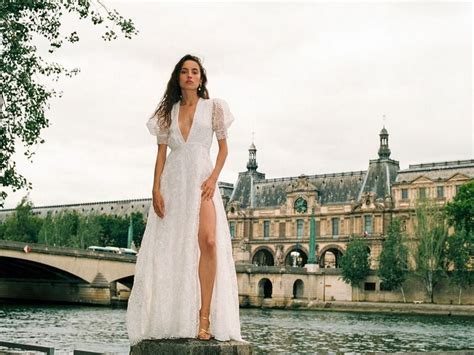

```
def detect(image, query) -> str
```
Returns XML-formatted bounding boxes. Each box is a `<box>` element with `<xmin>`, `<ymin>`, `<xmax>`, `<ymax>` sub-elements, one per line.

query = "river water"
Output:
<box><xmin>0</xmin><ymin>303</ymin><xmax>473</xmax><ymax>354</ymax></box>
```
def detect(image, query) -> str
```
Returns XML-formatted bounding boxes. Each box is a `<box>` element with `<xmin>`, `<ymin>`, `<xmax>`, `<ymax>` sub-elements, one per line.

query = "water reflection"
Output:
<box><xmin>0</xmin><ymin>303</ymin><xmax>129</xmax><ymax>354</ymax></box>
<box><xmin>0</xmin><ymin>303</ymin><xmax>473</xmax><ymax>354</ymax></box>
<box><xmin>242</xmin><ymin>308</ymin><xmax>474</xmax><ymax>354</ymax></box>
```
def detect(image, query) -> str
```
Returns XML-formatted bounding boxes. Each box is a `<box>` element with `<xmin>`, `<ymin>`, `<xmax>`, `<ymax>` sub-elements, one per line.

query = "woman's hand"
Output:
<box><xmin>201</xmin><ymin>175</ymin><xmax>217</xmax><ymax>201</ymax></box>
<box><xmin>153</xmin><ymin>189</ymin><xmax>165</xmax><ymax>218</ymax></box>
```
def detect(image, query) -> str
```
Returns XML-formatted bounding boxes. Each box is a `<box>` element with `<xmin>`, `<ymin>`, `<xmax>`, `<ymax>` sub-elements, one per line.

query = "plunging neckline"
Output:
<box><xmin>176</xmin><ymin>97</ymin><xmax>201</xmax><ymax>144</ymax></box>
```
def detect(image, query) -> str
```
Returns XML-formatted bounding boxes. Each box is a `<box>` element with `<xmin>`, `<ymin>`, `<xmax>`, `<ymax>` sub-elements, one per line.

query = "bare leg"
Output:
<box><xmin>197</xmin><ymin>195</ymin><xmax>216</xmax><ymax>338</ymax></box>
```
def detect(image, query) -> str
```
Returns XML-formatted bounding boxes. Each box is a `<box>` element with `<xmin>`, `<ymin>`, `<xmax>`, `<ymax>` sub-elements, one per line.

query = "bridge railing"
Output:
<box><xmin>0</xmin><ymin>240</ymin><xmax>136</xmax><ymax>262</ymax></box>
<box><xmin>0</xmin><ymin>340</ymin><xmax>117</xmax><ymax>354</ymax></box>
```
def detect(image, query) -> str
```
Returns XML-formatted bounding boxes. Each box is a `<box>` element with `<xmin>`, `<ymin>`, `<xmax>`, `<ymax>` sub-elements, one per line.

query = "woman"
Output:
<box><xmin>126</xmin><ymin>54</ymin><xmax>243</xmax><ymax>344</ymax></box>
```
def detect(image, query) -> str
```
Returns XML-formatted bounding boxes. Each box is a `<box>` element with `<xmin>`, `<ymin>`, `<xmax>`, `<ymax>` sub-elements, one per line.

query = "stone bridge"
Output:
<box><xmin>3</xmin><ymin>241</ymin><xmax>464</xmax><ymax>306</ymax></box>
<box><xmin>0</xmin><ymin>240</ymin><xmax>136</xmax><ymax>305</ymax></box>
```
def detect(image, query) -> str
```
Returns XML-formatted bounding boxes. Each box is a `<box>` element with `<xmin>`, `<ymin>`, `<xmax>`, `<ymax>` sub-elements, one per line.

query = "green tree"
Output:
<box><xmin>80</xmin><ymin>212</ymin><xmax>144</xmax><ymax>249</ymax></box>
<box><xmin>95</xmin><ymin>213</ymin><xmax>128</xmax><ymax>247</ymax></box>
<box><xmin>446</xmin><ymin>181</ymin><xmax>474</xmax><ymax>234</ymax></box>
<box><xmin>76</xmin><ymin>212</ymin><xmax>102</xmax><ymax>249</ymax></box>
<box><xmin>38</xmin><ymin>209</ymin><xmax>83</xmax><ymax>247</ymax></box>
<box><xmin>340</xmin><ymin>236</ymin><xmax>371</xmax><ymax>301</ymax></box>
<box><xmin>0</xmin><ymin>221</ymin><xmax>5</xmax><ymax>240</ymax></box>
<box><xmin>1</xmin><ymin>197</ymin><xmax>42</xmax><ymax>243</ymax></box>
<box><xmin>412</xmin><ymin>198</ymin><xmax>449</xmax><ymax>303</ymax></box>
<box><xmin>38</xmin><ymin>210</ymin><xmax>79</xmax><ymax>247</ymax></box>
<box><xmin>1</xmin><ymin>1</ymin><xmax>138</xmax><ymax>207</ymax></box>
<box><xmin>49</xmin><ymin>209</ymin><xmax>80</xmax><ymax>247</ymax></box>
<box><xmin>37</xmin><ymin>211</ymin><xmax>54</xmax><ymax>245</ymax></box>
<box><xmin>37</xmin><ymin>210</ymin><xmax>130</xmax><ymax>248</ymax></box>
<box><xmin>446</xmin><ymin>228</ymin><xmax>474</xmax><ymax>304</ymax></box>
<box><xmin>131</xmin><ymin>211</ymin><xmax>146</xmax><ymax>248</ymax></box>
<box><xmin>445</xmin><ymin>180</ymin><xmax>474</xmax><ymax>304</ymax></box>
<box><xmin>377</xmin><ymin>218</ymin><xmax>408</xmax><ymax>302</ymax></box>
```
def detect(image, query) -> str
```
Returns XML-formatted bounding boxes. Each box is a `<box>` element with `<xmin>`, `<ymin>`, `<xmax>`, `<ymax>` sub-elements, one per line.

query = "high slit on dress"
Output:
<box><xmin>126</xmin><ymin>97</ymin><xmax>243</xmax><ymax>345</ymax></box>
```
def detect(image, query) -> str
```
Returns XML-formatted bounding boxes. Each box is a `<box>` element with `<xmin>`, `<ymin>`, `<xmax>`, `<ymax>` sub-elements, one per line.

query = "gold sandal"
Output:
<box><xmin>197</xmin><ymin>312</ymin><xmax>214</xmax><ymax>340</ymax></box>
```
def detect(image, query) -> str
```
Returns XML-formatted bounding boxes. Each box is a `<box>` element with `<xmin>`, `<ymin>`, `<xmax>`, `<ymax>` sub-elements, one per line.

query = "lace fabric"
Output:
<box><xmin>128</xmin><ymin>97</ymin><xmax>243</xmax><ymax>345</ymax></box>
<box><xmin>212</xmin><ymin>98</ymin><xmax>235</xmax><ymax>140</ymax></box>
<box><xmin>146</xmin><ymin>97</ymin><xmax>234</xmax><ymax>144</ymax></box>
<box><xmin>146</xmin><ymin>115</ymin><xmax>170</xmax><ymax>145</ymax></box>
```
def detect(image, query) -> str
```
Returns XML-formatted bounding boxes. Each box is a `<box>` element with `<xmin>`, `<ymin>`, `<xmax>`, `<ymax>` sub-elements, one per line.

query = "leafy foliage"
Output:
<box><xmin>340</xmin><ymin>236</ymin><xmax>371</xmax><ymax>287</ymax></box>
<box><xmin>1</xmin><ymin>0</ymin><xmax>138</xmax><ymax>207</ymax></box>
<box><xmin>412</xmin><ymin>198</ymin><xmax>449</xmax><ymax>303</ymax></box>
<box><xmin>446</xmin><ymin>180</ymin><xmax>473</xmax><ymax>234</ymax></box>
<box><xmin>444</xmin><ymin>181</ymin><xmax>474</xmax><ymax>303</ymax></box>
<box><xmin>1</xmin><ymin>198</ymin><xmax>146</xmax><ymax>248</ymax></box>
<box><xmin>0</xmin><ymin>197</ymin><xmax>42</xmax><ymax>242</ymax></box>
<box><xmin>446</xmin><ymin>228</ymin><xmax>474</xmax><ymax>289</ymax></box>
<box><xmin>377</xmin><ymin>218</ymin><xmax>408</xmax><ymax>292</ymax></box>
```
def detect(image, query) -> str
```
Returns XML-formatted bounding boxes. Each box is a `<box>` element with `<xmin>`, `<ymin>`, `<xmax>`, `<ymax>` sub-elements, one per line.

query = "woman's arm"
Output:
<box><xmin>201</xmin><ymin>138</ymin><xmax>228</xmax><ymax>200</ymax></box>
<box><xmin>201</xmin><ymin>97</ymin><xmax>234</xmax><ymax>200</ymax></box>
<box><xmin>152</xmin><ymin>143</ymin><xmax>168</xmax><ymax>218</ymax></box>
<box><xmin>210</xmin><ymin>139</ymin><xmax>228</xmax><ymax>180</ymax></box>
<box><xmin>152</xmin><ymin>143</ymin><xmax>168</xmax><ymax>193</ymax></box>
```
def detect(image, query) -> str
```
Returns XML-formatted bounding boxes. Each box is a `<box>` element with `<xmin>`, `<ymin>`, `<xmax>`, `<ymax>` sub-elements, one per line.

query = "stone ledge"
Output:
<box><xmin>130</xmin><ymin>338</ymin><xmax>253</xmax><ymax>355</ymax></box>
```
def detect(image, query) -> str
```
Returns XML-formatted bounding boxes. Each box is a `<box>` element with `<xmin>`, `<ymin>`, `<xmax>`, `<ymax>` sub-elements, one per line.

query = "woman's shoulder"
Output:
<box><xmin>209</xmin><ymin>97</ymin><xmax>227</xmax><ymax>102</ymax></box>
<box><xmin>208</xmin><ymin>97</ymin><xmax>230</xmax><ymax>109</ymax></box>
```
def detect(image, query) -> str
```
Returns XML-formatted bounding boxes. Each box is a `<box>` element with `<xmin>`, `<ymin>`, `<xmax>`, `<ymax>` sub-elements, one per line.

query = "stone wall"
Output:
<box><xmin>0</xmin><ymin>279</ymin><xmax>111</xmax><ymax>305</ymax></box>
<box><xmin>236</xmin><ymin>266</ymin><xmax>474</xmax><ymax>306</ymax></box>
<box><xmin>358</xmin><ymin>274</ymin><xmax>474</xmax><ymax>304</ymax></box>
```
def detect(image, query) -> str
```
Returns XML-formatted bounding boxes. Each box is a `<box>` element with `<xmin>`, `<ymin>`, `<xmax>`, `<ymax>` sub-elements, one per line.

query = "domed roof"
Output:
<box><xmin>380</xmin><ymin>127</ymin><xmax>388</xmax><ymax>135</ymax></box>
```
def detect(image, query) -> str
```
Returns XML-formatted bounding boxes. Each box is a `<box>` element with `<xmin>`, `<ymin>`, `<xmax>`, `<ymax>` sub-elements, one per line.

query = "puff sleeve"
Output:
<box><xmin>212</xmin><ymin>98</ymin><xmax>235</xmax><ymax>140</ymax></box>
<box><xmin>146</xmin><ymin>115</ymin><xmax>169</xmax><ymax>145</ymax></box>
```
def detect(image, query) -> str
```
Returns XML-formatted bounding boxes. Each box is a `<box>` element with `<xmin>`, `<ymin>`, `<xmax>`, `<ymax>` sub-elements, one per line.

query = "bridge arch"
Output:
<box><xmin>0</xmin><ymin>256</ymin><xmax>89</xmax><ymax>283</ymax></box>
<box><xmin>0</xmin><ymin>243</ymin><xmax>136</xmax><ymax>285</ymax></box>
<box><xmin>113</xmin><ymin>274</ymin><xmax>135</xmax><ymax>289</ymax></box>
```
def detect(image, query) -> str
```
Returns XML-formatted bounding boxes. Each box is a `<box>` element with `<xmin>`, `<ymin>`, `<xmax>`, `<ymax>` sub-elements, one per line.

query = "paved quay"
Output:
<box><xmin>257</xmin><ymin>300</ymin><xmax>474</xmax><ymax>317</ymax></box>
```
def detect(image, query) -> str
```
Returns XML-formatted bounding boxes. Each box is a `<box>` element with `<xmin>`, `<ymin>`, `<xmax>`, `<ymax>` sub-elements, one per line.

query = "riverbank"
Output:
<box><xmin>251</xmin><ymin>299</ymin><xmax>474</xmax><ymax>317</ymax></box>
<box><xmin>104</xmin><ymin>299</ymin><xmax>474</xmax><ymax>317</ymax></box>
<box><xmin>1</xmin><ymin>304</ymin><xmax>473</xmax><ymax>353</ymax></box>
<box><xmin>4</xmin><ymin>298</ymin><xmax>474</xmax><ymax>317</ymax></box>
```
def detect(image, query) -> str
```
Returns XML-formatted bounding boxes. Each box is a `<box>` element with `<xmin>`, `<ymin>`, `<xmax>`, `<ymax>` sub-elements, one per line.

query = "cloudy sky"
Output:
<box><xmin>3</xmin><ymin>0</ymin><xmax>472</xmax><ymax>209</ymax></box>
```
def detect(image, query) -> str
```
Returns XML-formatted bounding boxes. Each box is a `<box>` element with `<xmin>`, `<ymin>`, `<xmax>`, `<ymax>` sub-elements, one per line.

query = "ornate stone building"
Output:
<box><xmin>1</xmin><ymin>127</ymin><xmax>472</xmax><ymax>272</ymax></box>
<box><xmin>227</xmin><ymin>128</ymin><xmax>474</xmax><ymax>272</ymax></box>
<box><xmin>392</xmin><ymin>160</ymin><xmax>473</xmax><ymax>236</ymax></box>
<box><xmin>1</xmin><ymin>127</ymin><xmax>473</xmax><ymax>304</ymax></box>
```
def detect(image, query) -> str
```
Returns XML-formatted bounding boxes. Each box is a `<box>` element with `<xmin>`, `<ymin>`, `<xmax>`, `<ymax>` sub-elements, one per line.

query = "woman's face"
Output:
<box><xmin>179</xmin><ymin>60</ymin><xmax>202</xmax><ymax>93</ymax></box>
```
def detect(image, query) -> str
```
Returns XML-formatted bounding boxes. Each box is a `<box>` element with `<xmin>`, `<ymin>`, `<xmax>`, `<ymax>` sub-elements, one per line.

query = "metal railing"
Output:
<box><xmin>0</xmin><ymin>341</ymin><xmax>117</xmax><ymax>354</ymax></box>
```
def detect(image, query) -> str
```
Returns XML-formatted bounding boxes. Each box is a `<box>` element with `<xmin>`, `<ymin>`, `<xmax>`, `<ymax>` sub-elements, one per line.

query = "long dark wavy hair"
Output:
<box><xmin>150</xmin><ymin>54</ymin><xmax>210</xmax><ymax>130</ymax></box>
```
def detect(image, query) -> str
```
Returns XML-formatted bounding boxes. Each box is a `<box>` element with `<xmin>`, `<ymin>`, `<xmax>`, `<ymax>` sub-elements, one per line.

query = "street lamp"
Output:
<box><xmin>305</xmin><ymin>206</ymin><xmax>319</xmax><ymax>272</ymax></box>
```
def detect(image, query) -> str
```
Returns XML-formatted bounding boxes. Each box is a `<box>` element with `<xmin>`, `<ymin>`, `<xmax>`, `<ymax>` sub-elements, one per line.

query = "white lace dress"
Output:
<box><xmin>126</xmin><ymin>97</ymin><xmax>243</xmax><ymax>346</ymax></box>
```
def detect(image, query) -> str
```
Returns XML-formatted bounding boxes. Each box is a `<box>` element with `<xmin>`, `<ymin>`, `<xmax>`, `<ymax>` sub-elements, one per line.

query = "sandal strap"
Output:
<box><xmin>197</xmin><ymin>311</ymin><xmax>212</xmax><ymax>339</ymax></box>
<box><xmin>197</xmin><ymin>328</ymin><xmax>212</xmax><ymax>339</ymax></box>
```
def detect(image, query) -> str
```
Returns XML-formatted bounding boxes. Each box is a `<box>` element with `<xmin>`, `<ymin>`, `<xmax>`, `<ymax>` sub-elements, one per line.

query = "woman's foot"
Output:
<box><xmin>197</xmin><ymin>310</ymin><xmax>213</xmax><ymax>340</ymax></box>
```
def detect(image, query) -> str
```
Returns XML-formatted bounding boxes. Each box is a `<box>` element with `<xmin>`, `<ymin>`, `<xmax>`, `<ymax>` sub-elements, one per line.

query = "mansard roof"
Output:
<box><xmin>253</xmin><ymin>171</ymin><xmax>367</xmax><ymax>208</ymax></box>
<box><xmin>395</xmin><ymin>159</ymin><xmax>474</xmax><ymax>184</ymax></box>
<box><xmin>358</xmin><ymin>159</ymin><xmax>400</xmax><ymax>200</ymax></box>
<box><xmin>230</xmin><ymin>169</ymin><xmax>373</xmax><ymax>209</ymax></box>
